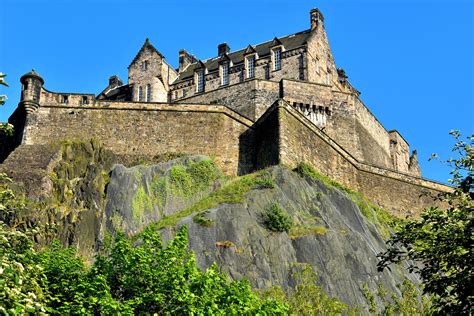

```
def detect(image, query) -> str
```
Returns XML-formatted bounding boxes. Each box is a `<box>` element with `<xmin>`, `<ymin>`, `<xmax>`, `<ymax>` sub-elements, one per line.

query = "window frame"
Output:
<box><xmin>246</xmin><ymin>55</ymin><xmax>256</xmax><ymax>79</ymax></box>
<box><xmin>272</xmin><ymin>47</ymin><xmax>282</xmax><ymax>71</ymax></box>
<box><xmin>196</xmin><ymin>70</ymin><xmax>205</xmax><ymax>93</ymax></box>
<box><xmin>146</xmin><ymin>84</ymin><xmax>152</xmax><ymax>102</ymax></box>
<box><xmin>138</xmin><ymin>86</ymin><xmax>144</xmax><ymax>101</ymax></box>
<box><xmin>220</xmin><ymin>63</ymin><xmax>230</xmax><ymax>86</ymax></box>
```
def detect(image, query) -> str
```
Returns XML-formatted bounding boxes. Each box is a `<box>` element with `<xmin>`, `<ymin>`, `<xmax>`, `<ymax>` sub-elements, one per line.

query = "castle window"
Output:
<box><xmin>81</xmin><ymin>96</ymin><xmax>89</xmax><ymax>105</ymax></box>
<box><xmin>246</xmin><ymin>56</ymin><xmax>255</xmax><ymax>79</ymax></box>
<box><xmin>61</xmin><ymin>95</ymin><xmax>69</xmax><ymax>104</ymax></box>
<box><xmin>146</xmin><ymin>84</ymin><xmax>152</xmax><ymax>102</ymax></box>
<box><xmin>265</xmin><ymin>64</ymin><xmax>270</xmax><ymax>79</ymax></box>
<box><xmin>221</xmin><ymin>63</ymin><xmax>229</xmax><ymax>86</ymax></box>
<box><xmin>183</xmin><ymin>89</ymin><xmax>187</xmax><ymax>98</ymax></box>
<box><xmin>174</xmin><ymin>91</ymin><xmax>178</xmax><ymax>99</ymax></box>
<box><xmin>196</xmin><ymin>71</ymin><xmax>205</xmax><ymax>93</ymax></box>
<box><xmin>299</xmin><ymin>54</ymin><xmax>305</xmax><ymax>80</ymax></box>
<box><xmin>141</xmin><ymin>60</ymin><xmax>148</xmax><ymax>71</ymax></box>
<box><xmin>273</xmin><ymin>47</ymin><xmax>282</xmax><ymax>71</ymax></box>
<box><xmin>138</xmin><ymin>86</ymin><xmax>144</xmax><ymax>101</ymax></box>
<box><xmin>315</xmin><ymin>58</ymin><xmax>320</xmax><ymax>73</ymax></box>
<box><xmin>23</xmin><ymin>82</ymin><xmax>28</xmax><ymax>90</ymax></box>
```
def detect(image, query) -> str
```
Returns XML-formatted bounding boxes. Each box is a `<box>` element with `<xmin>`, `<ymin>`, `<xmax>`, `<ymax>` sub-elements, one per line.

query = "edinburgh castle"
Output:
<box><xmin>0</xmin><ymin>8</ymin><xmax>450</xmax><ymax>216</ymax></box>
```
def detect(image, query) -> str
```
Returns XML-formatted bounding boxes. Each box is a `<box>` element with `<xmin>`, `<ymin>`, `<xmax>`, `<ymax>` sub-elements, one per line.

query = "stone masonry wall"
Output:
<box><xmin>275</xmin><ymin>100</ymin><xmax>450</xmax><ymax>215</ymax></box>
<box><xmin>177</xmin><ymin>79</ymin><xmax>280</xmax><ymax>121</ymax></box>
<box><xmin>21</xmin><ymin>102</ymin><xmax>253</xmax><ymax>176</ymax></box>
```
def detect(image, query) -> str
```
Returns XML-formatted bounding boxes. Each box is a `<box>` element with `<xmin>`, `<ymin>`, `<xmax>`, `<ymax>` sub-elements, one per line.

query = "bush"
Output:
<box><xmin>262</xmin><ymin>203</ymin><xmax>292</xmax><ymax>232</ymax></box>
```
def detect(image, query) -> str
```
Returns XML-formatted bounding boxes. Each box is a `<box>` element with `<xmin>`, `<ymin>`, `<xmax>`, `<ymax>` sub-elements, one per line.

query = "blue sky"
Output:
<box><xmin>0</xmin><ymin>0</ymin><xmax>472</xmax><ymax>184</ymax></box>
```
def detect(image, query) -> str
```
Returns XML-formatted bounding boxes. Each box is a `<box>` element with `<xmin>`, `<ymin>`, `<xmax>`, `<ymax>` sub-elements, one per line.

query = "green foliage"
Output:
<box><xmin>131</xmin><ymin>185</ymin><xmax>152</xmax><ymax>224</ymax></box>
<box><xmin>0</xmin><ymin>72</ymin><xmax>13</xmax><ymax>136</ymax></box>
<box><xmin>259</xmin><ymin>263</ymin><xmax>348</xmax><ymax>315</ymax></box>
<box><xmin>289</xmin><ymin>224</ymin><xmax>327</xmax><ymax>239</ymax></box>
<box><xmin>193</xmin><ymin>211</ymin><xmax>214</xmax><ymax>227</ymax></box>
<box><xmin>378</xmin><ymin>131</ymin><xmax>474</xmax><ymax>315</ymax></box>
<box><xmin>168</xmin><ymin>159</ymin><xmax>221</xmax><ymax>197</ymax></box>
<box><xmin>295</xmin><ymin>162</ymin><xmax>398</xmax><ymax>238</ymax></box>
<box><xmin>0</xmin><ymin>223</ymin><xmax>48</xmax><ymax>315</ymax></box>
<box><xmin>362</xmin><ymin>279</ymin><xmax>433</xmax><ymax>315</ymax></box>
<box><xmin>261</xmin><ymin>203</ymin><xmax>292</xmax><ymax>233</ymax></box>
<box><xmin>152</xmin><ymin>169</ymin><xmax>275</xmax><ymax>229</ymax></box>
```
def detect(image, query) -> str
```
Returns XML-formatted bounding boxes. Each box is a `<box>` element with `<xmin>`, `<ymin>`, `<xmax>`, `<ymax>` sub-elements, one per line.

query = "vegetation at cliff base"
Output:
<box><xmin>378</xmin><ymin>131</ymin><xmax>474</xmax><ymax>315</ymax></box>
<box><xmin>0</xmin><ymin>222</ymin><xmax>287</xmax><ymax>315</ymax></box>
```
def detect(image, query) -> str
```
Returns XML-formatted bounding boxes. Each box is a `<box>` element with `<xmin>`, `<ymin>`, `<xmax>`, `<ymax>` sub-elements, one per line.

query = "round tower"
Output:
<box><xmin>20</xmin><ymin>69</ymin><xmax>44</xmax><ymax>114</ymax></box>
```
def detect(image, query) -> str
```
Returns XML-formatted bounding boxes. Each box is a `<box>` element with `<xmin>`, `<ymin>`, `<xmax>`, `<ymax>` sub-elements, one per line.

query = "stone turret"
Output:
<box><xmin>20</xmin><ymin>69</ymin><xmax>44</xmax><ymax>114</ymax></box>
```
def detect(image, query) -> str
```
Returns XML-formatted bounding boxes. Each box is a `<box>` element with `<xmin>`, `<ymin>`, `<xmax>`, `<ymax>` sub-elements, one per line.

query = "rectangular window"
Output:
<box><xmin>265</xmin><ymin>64</ymin><xmax>270</xmax><ymax>79</ymax></box>
<box><xmin>61</xmin><ymin>95</ymin><xmax>69</xmax><ymax>104</ymax></box>
<box><xmin>146</xmin><ymin>84</ymin><xmax>152</xmax><ymax>102</ymax></box>
<box><xmin>326</xmin><ymin>72</ymin><xmax>331</xmax><ymax>85</ymax></box>
<box><xmin>183</xmin><ymin>89</ymin><xmax>187</xmax><ymax>97</ymax></box>
<box><xmin>316</xmin><ymin>58</ymin><xmax>320</xmax><ymax>73</ymax></box>
<box><xmin>247</xmin><ymin>56</ymin><xmax>255</xmax><ymax>79</ymax></box>
<box><xmin>221</xmin><ymin>63</ymin><xmax>229</xmax><ymax>86</ymax></box>
<box><xmin>273</xmin><ymin>48</ymin><xmax>282</xmax><ymax>71</ymax></box>
<box><xmin>81</xmin><ymin>96</ymin><xmax>88</xmax><ymax>105</ymax></box>
<box><xmin>196</xmin><ymin>71</ymin><xmax>204</xmax><ymax>93</ymax></box>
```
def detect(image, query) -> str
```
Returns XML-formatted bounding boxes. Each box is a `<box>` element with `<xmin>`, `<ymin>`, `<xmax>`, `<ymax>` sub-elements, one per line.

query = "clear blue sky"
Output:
<box><xmin>1</xmin><ymin>0</ymin><xmax>473</xmax><ymax>184</ymax></box>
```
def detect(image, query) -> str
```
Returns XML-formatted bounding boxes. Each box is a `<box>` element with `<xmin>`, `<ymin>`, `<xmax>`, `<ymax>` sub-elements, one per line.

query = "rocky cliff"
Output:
<box><xmin>1</xmin><ymin>141</ymin><xmax>419</xmax><ymax>309</ymax></box>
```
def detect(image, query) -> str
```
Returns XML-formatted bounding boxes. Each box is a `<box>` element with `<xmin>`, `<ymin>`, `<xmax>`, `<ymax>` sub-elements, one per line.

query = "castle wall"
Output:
<box><xmin>177</xmin><ymin>79</ymin><xmax>280</xmax><ymax>121</ymax></box>
<box><xmin>273</xmin><ymin>101</ymin><xmax>450</xmax><ymax>215</ymax></box>
<box><xmin>21</xmin><ymin>102</ymin><xmax>253</xmax><ymax>176</ymax></box>
<box><xmin>353</xmin><ymin>98</ymin><xmax>393</xmax><ymax>168</ymax></box>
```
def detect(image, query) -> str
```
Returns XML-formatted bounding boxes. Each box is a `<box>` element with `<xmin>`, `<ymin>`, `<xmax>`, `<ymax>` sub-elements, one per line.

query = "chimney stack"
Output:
<box><xmin>179</xmin><ymin>49</ymin><xmax>196</xmax><ymax>72</ymax></box>
<box><xmin>310</xmin><ymin>8</ymin><xmax>324</xmax><ymax>31</ymax></box>
<box><xmin>218</xmin><ymin>43</ymin><xmax>230</xmax><ymax>57</ymax></box>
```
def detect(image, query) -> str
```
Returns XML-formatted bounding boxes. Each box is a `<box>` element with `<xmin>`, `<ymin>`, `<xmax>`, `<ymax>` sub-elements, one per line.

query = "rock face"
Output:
<box><xmin>106</xmin><ymin>161</ymin><xmax>418</xmax><ymax>308</ymax></box>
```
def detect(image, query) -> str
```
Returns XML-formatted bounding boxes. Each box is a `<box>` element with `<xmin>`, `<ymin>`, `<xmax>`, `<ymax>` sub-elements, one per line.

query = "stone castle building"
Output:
<box><xmin>1</xmin><ymin>8</ymin><xmax>449</xmax><ymax>215</ymax></box>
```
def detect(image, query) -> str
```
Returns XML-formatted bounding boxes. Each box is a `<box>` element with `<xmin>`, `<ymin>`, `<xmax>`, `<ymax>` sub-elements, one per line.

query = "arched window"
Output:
<box><xmin>146</xmin><ymin>84</ymin><xmax>152</xmax><ymax>102</ymax></box>
<box><xmin>138</xmin><ymin>86</ymin><xmax>144</xmax><ymax>101</ymax></box>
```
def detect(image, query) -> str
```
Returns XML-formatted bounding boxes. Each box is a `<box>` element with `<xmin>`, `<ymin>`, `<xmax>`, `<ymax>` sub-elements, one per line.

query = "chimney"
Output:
<box><xmin>310</xmin><ymin>8</ymin><xmax>324</xmax><ymax>31</ymax></box>
<box><xmin>218</xmin><ymin>43</ymin><xmax>230</xmax><ymax>57</ymax></box>
<box><xmin>109</xmin><ymin>75</ymin><xmax>123</xmax><ymax>88</ymax></box>
<box><xmin>179</xmin><ymin>49</ymin><xmax>195</xmax><ymax>72</ymax></box>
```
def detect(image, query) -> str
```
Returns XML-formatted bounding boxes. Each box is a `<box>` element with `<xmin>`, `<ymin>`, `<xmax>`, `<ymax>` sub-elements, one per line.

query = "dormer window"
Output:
<box><xmin>220</xmin><ymin>63</ymin><xmax>229</xmax><ymax>86</ymax></box>
<box><xmin>246</xmin><ymin>55</ymin><xmax>255</xmax><ymax>79</ymax></box>
<box><xmin>146</xmin><ymin>84</ymin><xmax>152</xmax><ymax>102</ymax></box>
<box><xmin>61</xmin><ymin>95</ymin><xmax>69</xmax><ymax>104</ymax></box>
<box><xmin>273</xmin><ymin>47</ymin><xmax>282</xmax><ymax>71</ymax></box>
<box><xmin>196</xmin><ymin>71</ymin><xmax>205</xmax><ymax>93</ymax></box>
<box><xmin>138</xmin><ymin>86</ymin><xmax>144</xmax><ymax>101</ymax></box>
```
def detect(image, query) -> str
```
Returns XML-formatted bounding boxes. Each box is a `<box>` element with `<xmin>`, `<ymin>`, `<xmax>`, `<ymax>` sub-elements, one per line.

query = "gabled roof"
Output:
<box><xmin>128</xmin><ymin>38</ymin><xmax>164</xmax><ymax>69</ymax></box>
<box><xmin>244</xmin><ymin>45</ymin><xmax>256</xmax><ymax>55</ymax></box>
<box><xmin>270</xmin><ymin>37</ymin><xmax>283</xmax><ymax>47</ymax></box>
<box><xmin>173</xmin><ymin>29</ymin><xmax>311</xmax><ymax>83</ymax></box>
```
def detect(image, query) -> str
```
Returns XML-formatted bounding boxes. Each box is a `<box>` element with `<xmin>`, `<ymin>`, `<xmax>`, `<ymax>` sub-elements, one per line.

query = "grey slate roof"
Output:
<box><xmin>174</xmin><ymin>29</ymin><xmax>311</xmax><ymax>83</ymax></box>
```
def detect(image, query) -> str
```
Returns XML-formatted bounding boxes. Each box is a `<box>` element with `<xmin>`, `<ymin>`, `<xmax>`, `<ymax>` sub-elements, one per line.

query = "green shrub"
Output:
<box><xmin>193</xmin><ymin>212</ymin><xmax>213</xmax><ymax>227</ymax></box>
<box><xmin>261</xmin><ymin>203</ymin><xmax>292</xmax><ymax>232</ymax></box>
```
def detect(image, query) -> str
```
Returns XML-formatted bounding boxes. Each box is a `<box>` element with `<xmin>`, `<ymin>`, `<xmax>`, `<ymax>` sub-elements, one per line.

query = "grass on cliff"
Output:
<box><xmin>150</xmin><ymin>170</ymin><xmax>275</xmax><ymax>229</ymax></box>
<box><xmin>294</xmin><ymin>162</ymin><xmax>398</xmax><ymax>239</ymax></box>
<box><xmin>131</xmin><ymin>158</ymin><xmax>222</xmax><ymax>224</ymax></box>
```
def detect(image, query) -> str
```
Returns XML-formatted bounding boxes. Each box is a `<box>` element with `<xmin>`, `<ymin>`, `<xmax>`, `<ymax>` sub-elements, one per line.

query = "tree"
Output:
<box><xmin>0</xmin><ymin>72</ymin><xmax>14</xmax><ymax>136</ymax></box>
<box><xmin>378</xmin><ymin>131</ymin><xmax>473</xmax><ymax>315</ymax></box>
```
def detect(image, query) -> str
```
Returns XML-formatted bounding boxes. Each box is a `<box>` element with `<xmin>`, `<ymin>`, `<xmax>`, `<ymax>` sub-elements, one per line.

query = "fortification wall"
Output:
<box><xmin>272</xmin><ymin>100</ymin><xmax>450</xmax><ymax>215</ymax></box>
<box><xmin>20</xmin><ymin>102</ymin><xmax>254</xmax><ymax>175</ymax></box>
<box><xmin>177</xmin><ymin>79</ymin><xmax>280</xmax><ymax>121</ymax></box>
